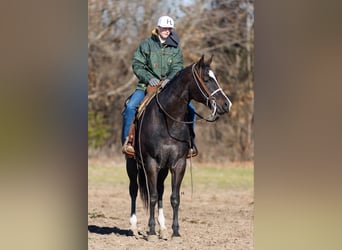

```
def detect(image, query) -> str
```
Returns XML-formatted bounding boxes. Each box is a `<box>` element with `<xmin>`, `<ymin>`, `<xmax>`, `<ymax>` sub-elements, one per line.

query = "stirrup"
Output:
<box><xmin>122</xmin><ymin>137</ymin><xmax>135</xmax><ymax>157</ymax></box>
<box><xmin>187</xmin><ymin>146</ymin><xmax>198</xmax><ymax>158</ymax></box>
<box><xmin>122</xmin><ymin>144</ymin><xmax>135</xmax><ymax>157</ymax></box>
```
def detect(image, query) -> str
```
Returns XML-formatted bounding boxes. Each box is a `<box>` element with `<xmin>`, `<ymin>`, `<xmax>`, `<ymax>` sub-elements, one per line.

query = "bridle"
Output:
<box><xmin>156</xmin><ymin>63</ymin><xmax>225</xmax><ymax>123</ymax></box>
<box><xmin>192</xmin><ymin>63</ymin><xmax>219</xmax><ymax>121</ymax></box>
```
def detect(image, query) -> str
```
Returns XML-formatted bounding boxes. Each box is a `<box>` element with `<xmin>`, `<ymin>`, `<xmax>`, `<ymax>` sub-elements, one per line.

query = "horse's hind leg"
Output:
<box><xmin>157</xmin><ymin>168</ymin><xmax>169</xmax><ymax>240</ymax></box>
<box><xmin>126</xmin><ymin>157</ymin><xmax>138</xmax><ymax>236</ymax></box>
<box><xmin>170</xmin><ymin>161</ymin><xmax>186</xmax><ymax>237</ymax></box>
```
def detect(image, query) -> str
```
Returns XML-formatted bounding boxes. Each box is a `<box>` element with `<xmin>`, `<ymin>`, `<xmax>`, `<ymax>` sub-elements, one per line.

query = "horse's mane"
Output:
<box><xmin>161</xmin><ymin>64</ymin><xmax>193</xmax><ymax>92</ymax></box>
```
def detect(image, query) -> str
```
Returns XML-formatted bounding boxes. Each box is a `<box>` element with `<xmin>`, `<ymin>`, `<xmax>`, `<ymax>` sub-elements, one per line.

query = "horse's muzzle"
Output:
<box><xmin>223</xmin><ymin>100</ymin><xmax>232</xmax><ymax>112</ymax></box>
<box><xmin>216</xmin><ymin>99</ymin><xmax>231</xmax><ymax>115</ymax></box>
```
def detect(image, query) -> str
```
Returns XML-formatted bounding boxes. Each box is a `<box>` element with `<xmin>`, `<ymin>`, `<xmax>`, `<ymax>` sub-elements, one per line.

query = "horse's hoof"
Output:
<box><xmin>147</xmin><ymin>234</ymin><xmax>159</xmax><ymax>242</ymax></box>
<box><xmin>159</xmin><ymin>229</ymin><xmax>168</xmax><ymax>240</ymax></box>
<box><xmin>130</xmin><ymin>228</ymin><xmax>139</xmax><ymax>239</ymax></box>
<box><xmin>172</xmin><ymin>232</ymin><xmax>181</xmax><ymax>237</ymax></box>
<box><xmin>171</xmin><ymin>234</ymin><xmax>182</xmax><ymax>243</ymax></box>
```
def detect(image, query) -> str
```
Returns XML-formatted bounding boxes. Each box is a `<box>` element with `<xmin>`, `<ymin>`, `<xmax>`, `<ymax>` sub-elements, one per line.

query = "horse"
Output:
<box><xmin>125</xmin><ymin>55</ymin><xmax>232</xmax><ymax>240</ymax></box>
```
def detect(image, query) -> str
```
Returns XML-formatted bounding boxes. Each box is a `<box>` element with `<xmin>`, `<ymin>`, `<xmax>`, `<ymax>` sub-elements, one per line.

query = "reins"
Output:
<box><xmin>192</xmin><ymin>63</ymin><xmax>215</xmax><ymax>108</ymax></box>
<box><xmin>155</xmin><ymin>63</ymin><xmax>220</xmax><ymax>124</ymax></box>
<box><xmin>136</xmin><ymin>109</ymin><xmax>151</xmax><ymax>209</ymax></box>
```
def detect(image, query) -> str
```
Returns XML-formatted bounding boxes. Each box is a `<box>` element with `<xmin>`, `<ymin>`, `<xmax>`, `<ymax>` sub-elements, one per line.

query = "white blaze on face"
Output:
<box><xmin>208</xmin><ymin>70</ymin><xmax>218</xmax><ymax>84</ymax></box>
<box><xmin>208</xmin><ymin>69</ymin><xmax>232</xmax><ymax>111</ymax></box>
<box><xmin>158</xmin><ymin>208</ymin><xmax>167</xmax><ymax>230</ymax></box>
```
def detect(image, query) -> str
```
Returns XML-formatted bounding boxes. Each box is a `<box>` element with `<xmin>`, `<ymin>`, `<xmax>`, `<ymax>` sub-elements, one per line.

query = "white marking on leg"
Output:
<box><xmin>158</xmin><ymin>208</ymin><xmax>167</xmax><ymax>230</ymax></box>
<box><xmin>129</xmin><ymin>214</ymin><xmax>137</xmax><ymax>229</ymax></box>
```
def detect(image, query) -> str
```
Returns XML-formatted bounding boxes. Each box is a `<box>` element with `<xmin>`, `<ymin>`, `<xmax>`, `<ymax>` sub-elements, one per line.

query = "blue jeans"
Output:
<box><xmin>121</xmin><ymin>89</ymin><xmax>196</xmax><ymax>144</ymax></box>
<box><xmin>188</xmin><ymin>102</ymin><xmax>196</xmax><ymax>135</ymax></box>
<box><xmin>121</xmin><ymin>89</ymin><xmax>145</xmax><ymax>144</ymax></box>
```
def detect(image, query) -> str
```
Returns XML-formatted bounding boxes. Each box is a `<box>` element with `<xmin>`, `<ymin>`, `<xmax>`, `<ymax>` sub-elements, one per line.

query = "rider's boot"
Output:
<box><xmin>122</xmin><ymin>123</ymin><xmax>135</xmax><ymax>157</ymax></box>
<box><xmin>187</xmin><ymin>132</ymin><xmax>198</xmax><ymax>158</ymax></box>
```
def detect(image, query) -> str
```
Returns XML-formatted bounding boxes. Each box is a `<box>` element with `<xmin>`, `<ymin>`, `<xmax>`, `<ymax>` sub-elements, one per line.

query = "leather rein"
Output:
<box><xmin>155</xmin><ymin>63</ymin><xmax>220</xmax><ymax>124</ymax></box>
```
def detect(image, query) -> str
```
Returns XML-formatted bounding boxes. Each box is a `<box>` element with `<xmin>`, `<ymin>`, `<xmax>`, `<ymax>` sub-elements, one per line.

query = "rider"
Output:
<box><xmin>121</xmin><ymin>15</ymin><xmax>197</xmax><ymax>158</ymax></box>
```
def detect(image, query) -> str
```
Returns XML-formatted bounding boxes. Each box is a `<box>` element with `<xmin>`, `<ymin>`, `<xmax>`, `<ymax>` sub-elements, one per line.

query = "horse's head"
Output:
<box><xmin>191</xmin><ymin>55</ymin><xmax>232</xmax><ymax>121</ymax></box>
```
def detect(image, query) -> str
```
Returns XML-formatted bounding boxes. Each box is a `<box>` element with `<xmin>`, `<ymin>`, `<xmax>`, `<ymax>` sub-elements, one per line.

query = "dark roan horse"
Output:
<box><xmin>125</xmin><ymin>55</ymin><xmax>232</xmax><ymax>240</ymax></box>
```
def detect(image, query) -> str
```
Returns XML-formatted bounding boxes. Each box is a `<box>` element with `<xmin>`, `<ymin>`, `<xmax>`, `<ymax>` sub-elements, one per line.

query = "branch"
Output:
<box><xmin>88</xmin><ymin>74</ymin><xmax>137</xmax><ymax>100</ymax></box>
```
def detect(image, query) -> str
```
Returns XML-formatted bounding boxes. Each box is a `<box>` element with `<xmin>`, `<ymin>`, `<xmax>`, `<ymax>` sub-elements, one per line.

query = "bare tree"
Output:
<box><xmin>88</xmin><ymin>0</ymin><xmax>254</xmax><ymax>162</ymax></box>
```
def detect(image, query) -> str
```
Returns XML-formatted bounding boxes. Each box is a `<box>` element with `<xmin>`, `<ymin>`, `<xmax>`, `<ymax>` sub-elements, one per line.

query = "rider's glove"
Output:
<box><xmin>148</xmin><ymin>78</ymin><xmax>159</xmax><ymax>86</ymax></box>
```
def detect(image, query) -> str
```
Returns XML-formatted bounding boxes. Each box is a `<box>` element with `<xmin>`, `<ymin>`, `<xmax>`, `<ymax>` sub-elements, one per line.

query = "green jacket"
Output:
<box><xmin>132</xmin><ymin>29</ymin><xmax>184</xmax><ymax>91</ymax></box>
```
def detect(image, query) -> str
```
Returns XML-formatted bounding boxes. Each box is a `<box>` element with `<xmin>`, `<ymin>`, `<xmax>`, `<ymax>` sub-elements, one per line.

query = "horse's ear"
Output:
<box><xmin>205</xmin><ymin>55</ymin><xmax>213</xmax><ymax>66</ymax></box>
<box><xmin>197</xmin><ymin>54</ymin><xmax>205</xmax><ymax>67</ymax></box>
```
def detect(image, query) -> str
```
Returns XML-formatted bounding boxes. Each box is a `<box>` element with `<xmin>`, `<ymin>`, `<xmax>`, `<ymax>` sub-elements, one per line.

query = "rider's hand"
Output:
<box><xmin>149</xmin><ymin>78</ymin><xmax>159</xmax><ymax>86</ymax></box>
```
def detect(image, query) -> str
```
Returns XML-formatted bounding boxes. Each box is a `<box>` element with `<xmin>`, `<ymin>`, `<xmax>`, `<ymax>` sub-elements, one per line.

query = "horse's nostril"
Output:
<box><xmin>224</xmin><ymin>102</ymin><xmax>229</xmax><ymax>112</ymax></box>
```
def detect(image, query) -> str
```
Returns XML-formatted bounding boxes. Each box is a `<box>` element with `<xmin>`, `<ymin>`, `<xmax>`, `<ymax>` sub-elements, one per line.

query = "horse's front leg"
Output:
<box><xmin>126</xmin><ymin>158</ymin><xmax>138</xmax><ymax>237</ymax></box>
<box><xmin>145</xmin><ymin>162</ymin><xmax>159</xmax><ymax>241</ymax></box>
<box><xmin>148</xmin><ymin>186</ymin><xmax>158</xmax><ymax>241</ymax></box>
<box><xmin>170</xmin><ymin>160</ymin><xmax>186</xmax><ymax>237</ymax></box>
<box><xmin>157</xmin><ymin>168</ymin><xmax>169</xmax><ymax>240</ymax></box>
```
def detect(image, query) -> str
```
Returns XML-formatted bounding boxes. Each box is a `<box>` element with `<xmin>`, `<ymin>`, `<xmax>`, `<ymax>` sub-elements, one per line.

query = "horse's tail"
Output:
<box><xmin>138</xmin><ymin>166</ymin><xmax>149</xmax><ymax>210</ymax></box>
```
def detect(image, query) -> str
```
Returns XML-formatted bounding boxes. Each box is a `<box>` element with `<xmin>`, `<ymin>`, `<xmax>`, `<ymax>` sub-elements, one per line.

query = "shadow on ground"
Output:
<box><xmin>88</xmin><ymin>225</ymin><xmax>133</xmax><ymax>236</ymax></box>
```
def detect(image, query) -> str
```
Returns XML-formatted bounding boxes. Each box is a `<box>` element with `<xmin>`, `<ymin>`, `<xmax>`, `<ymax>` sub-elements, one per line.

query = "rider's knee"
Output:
<box><xmin>125</xmin><ymin>102</ymin><xmax>138</xmax><ymax>113</ymax></box>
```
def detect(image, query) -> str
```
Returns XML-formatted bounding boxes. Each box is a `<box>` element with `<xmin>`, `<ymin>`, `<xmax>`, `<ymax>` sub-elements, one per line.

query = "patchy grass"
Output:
<box><xmin>88</xmin><ymin>164</ymin><xmax>127</xmax><ymax>186</ymax></box>
<box><xmin>88</xmin><ymin>162</ymin><xmax>253</xmax><ymax>191</ymax></box>
<box><xmin>183</xmin><ymin>164</ymin><xmax>253</xmax><ymax>190</ymax></box>
<box><xmin>88</xmin><ymin>160</ymin><xmax>254</xmax><ymax>250</ymax></box>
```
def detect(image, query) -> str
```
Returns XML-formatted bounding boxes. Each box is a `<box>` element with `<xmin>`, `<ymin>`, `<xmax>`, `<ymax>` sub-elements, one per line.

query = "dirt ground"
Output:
<box><xmin>88</xmin><ymin>160</ymin><xmax>253</xmax><ymax>250</ymax></box>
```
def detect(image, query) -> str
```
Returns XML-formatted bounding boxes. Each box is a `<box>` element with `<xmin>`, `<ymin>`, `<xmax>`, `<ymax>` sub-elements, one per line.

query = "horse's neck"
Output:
<box><xmin>159</xmin><ymin>77</ymin><xmax>190</xmax><ymax>115</ymax></box>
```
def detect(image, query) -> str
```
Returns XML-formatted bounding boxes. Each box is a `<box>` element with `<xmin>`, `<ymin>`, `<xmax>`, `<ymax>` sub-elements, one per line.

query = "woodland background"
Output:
<box><xmin>88</xmin><ymin>0</ymin><xmax>254</xmax><ymax>162</ymax></box>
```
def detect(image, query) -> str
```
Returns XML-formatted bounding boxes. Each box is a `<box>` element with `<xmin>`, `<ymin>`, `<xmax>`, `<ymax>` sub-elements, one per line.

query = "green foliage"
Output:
<box><xmin>88</xmin><ymin>111</ymin><xmax>111</xmax><ymax>148</ymax></box>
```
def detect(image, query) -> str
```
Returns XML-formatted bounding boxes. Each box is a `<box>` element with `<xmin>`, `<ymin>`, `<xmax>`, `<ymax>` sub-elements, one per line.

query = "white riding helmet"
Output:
<box><xmin>157</xmin><ymin>16</ymin><xmax>174</xmax><ymax>28</ymax></box>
